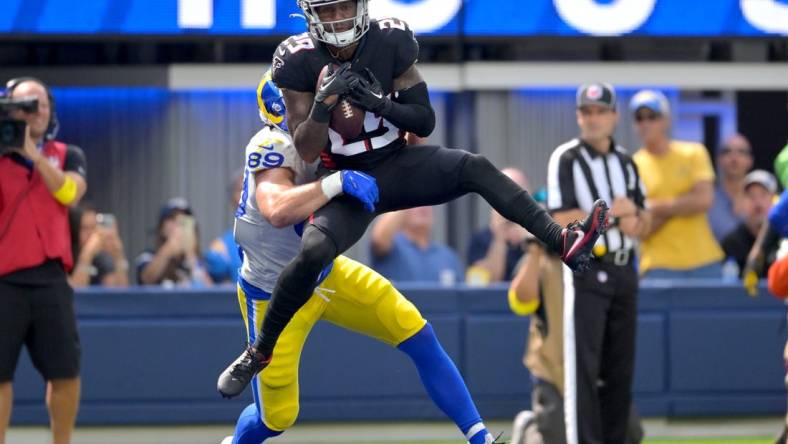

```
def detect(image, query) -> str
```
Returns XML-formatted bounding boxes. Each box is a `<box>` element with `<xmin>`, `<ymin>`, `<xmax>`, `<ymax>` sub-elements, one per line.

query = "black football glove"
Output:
<box><xmin>314</xmin><ymin>63</ymin><xmax>359</xmax><ymax>108</ymax></box>
<box><xmin>348</xmin><ymin>68</ymin><xmax>390</xmax><ymax>114</ymax></box>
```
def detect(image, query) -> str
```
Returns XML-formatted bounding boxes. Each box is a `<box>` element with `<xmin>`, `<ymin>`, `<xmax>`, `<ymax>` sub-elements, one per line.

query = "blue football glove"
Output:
<box><xmin>341</xmin><ymin>170</ymin><xmax>379</xmax><ymax>212</ymax></box>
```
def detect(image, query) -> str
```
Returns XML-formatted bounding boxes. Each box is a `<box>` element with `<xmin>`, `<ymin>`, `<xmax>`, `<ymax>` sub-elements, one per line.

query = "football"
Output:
<box><xmin>316</xmin><ymin>64</ymin><xmax>365</xmax><ymax>141</ymax></box>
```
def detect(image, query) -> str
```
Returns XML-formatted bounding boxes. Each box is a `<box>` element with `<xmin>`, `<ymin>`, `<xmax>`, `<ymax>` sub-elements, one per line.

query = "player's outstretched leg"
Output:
<box><xmin>398</xmin><ymin>324</ymin><xmax>501</xmax><ymax>444</ymax></box>
<box><xmin>457</xmin><ymin>153</ymin><xmax>608</xmax><ymax>272</ymax></box>
<box><xmin>218</xmin><ymin>225</ymin><xmax>337</xmax><ymax>398</ymax></box>
<box><xmin>223</xmin><ymin>403</ymin><xmax>283</xmax><ymax>444</ymax></box>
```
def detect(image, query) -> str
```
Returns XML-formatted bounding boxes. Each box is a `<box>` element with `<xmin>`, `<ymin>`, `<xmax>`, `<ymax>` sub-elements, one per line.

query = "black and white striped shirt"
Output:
<box><xmin>547</xmin><ymin>138</ymin><xmax>646</xmax><ymax>253</ymax></box>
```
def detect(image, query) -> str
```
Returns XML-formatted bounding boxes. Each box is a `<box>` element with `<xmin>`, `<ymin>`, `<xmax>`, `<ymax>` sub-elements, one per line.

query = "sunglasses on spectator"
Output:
<box><xmin>720</xmin><ymin>146</ymin><xmax>751</xmax><ymax>156</ymax></box>
<box><xmin>634</xmin><ymin>112</ymin><xmax>661</xmax><ymax>122</ymax></box>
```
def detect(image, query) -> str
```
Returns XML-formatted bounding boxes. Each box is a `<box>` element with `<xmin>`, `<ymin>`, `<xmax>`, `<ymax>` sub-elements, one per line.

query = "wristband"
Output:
<box><xmin>321</xmin><ymin>172</ymin><xmax>343</xmax><ymax>199</ymax></box>
<box><xmin>508</xmin><ymin>288</ymin><xmax>540</xmax><ymax>316</ymax></box>
<box><xmin>53</xmin><ymin>175</ymin><xmax>78</xmax><ymax>206</ymax></box>
<box><xmin>310</xmin><ymin>101</ymin><xmax>332</xmax><ymax>123</ymax></box>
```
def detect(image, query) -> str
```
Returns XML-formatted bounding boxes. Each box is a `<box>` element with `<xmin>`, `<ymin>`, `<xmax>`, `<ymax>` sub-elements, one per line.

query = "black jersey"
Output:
<box><xmin>272</xmin><ymin>18</ymin><xmax>419</xmax><ymax>169</ymax></box>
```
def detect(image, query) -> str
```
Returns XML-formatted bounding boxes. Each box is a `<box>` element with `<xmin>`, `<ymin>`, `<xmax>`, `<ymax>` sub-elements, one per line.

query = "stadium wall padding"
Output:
<box><xmin>10</xmin><ymin>282</ymin><xmax>786</xmax><ymax>425</ymax></box>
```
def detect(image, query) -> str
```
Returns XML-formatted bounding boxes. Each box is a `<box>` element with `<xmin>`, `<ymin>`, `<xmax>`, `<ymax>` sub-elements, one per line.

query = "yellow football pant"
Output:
<box><xmin>237</xmin><ymin>255</ymin><xmax>427</xmax><ymax>431</ymax></box>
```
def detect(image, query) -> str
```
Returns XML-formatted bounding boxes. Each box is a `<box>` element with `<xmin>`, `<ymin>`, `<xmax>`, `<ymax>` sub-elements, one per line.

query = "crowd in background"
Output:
<box><xmin>66</xmin><ymin>89</ymin><xmax>788</xmax><ymax>295</ymax></box>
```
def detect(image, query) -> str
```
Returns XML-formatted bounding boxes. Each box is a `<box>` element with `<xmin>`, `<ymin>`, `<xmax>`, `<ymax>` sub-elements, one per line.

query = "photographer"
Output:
<box><xmin>69</xmin><ymin>203</ymin><xmax>129</xmax><ymax>287</ymax></box>
<box><xmin>0</xmin><ymin>78</ymin><xmax>87</xmax><ymax>444</ymax></box>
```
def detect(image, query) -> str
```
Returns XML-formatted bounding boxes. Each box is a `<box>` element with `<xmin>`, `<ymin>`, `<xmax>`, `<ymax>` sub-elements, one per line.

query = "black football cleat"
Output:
<box><xmin>490</xmin><ymin>431</ymin><xmax>508</xmax><ymax>443</ymax></box>
<box><xmin>217</xmin><ymin>346</ymin><xmax>271</xmax><ymax>399</ymax></box>
<box><xmin>560</xmin><ymin>199</ymin><xmax>609</xmax><ymax>272</ymax></box>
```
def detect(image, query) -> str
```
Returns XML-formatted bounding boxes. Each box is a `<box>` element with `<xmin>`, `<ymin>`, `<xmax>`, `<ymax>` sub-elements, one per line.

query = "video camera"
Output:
<box><xmin>0</xmin><ymin>94</ymin><xmax>37</xmax><ymax>154</ymax></box>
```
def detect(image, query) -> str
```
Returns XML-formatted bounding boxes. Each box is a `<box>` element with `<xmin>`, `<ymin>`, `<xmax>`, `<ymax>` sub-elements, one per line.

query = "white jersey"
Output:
<box><xmin>234</xmin><ymin>125</ymin><xmax>319</xmax><ymax>293</ymax></box>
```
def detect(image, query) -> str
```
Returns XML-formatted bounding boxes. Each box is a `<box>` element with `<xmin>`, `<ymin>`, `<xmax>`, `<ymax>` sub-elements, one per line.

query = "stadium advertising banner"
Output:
<box><xmin>1</xmin><ymin>0</ymin><xmax>787</xmax><ymax>36</ymax></box>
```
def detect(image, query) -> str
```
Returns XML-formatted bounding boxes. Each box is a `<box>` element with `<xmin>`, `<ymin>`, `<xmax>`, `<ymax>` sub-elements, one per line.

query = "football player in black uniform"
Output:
<box><xmin>219</xmin><ymin>0</ymin><xmax>608</xmax><ymax>417</ymax></box>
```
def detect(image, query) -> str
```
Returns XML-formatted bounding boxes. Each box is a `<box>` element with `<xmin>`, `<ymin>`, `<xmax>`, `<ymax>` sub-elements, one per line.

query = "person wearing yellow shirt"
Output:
<box><xmin>630</xmin><ymin>90</ymin><xmax>724</xmax><ymax>278</ymax></box>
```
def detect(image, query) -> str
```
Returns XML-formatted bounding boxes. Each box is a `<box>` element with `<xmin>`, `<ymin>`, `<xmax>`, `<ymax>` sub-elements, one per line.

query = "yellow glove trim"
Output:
<box><xmin>53</xmin><ymin>175</ymin><xmax>78</xmax><ymax>206</ymax></box>
<box><xmin>508</xmin><ymin>288</ymin><xmax>540</xmax><ymax>316</ymax></box>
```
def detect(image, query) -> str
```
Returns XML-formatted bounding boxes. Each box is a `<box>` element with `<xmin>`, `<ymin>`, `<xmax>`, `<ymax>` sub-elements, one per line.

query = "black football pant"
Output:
<box><xmin>569</xmin><ymin>260</ymin><xmax>638</xmax><ymax>444</ymax></box>
<box><xmin>252</xmin><ymin>145</ymin><xmax>564</xmax><ymax>356</ymax></box>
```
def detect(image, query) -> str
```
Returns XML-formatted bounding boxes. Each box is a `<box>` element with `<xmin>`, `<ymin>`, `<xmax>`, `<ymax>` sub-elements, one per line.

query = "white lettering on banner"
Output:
<box><xmin>369</xmin><ymin>0</ymin><xmax>461</xmax><ymax>33</ymax></box>
<box><xmin>741</xmin><ymin>0</ymin><xmax>788</xmax><ymax>34</ymax></box>
<box><xmin>178</xmin><ymin>0</ymin><xmax>213</xmax><ymax>29</ymax></box>
<box><xmin>242</xmin><ymin>0</ymin><xmax>276</xmax><ymax>29</ymax></box>
<box><xmin>554</xmin><ymin>0</ymin><xmax>656</xmax><ymax>36</ymax></box>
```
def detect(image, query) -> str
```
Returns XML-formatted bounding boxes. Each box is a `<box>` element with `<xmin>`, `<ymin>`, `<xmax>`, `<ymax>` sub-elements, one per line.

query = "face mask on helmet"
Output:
<box><xmin>297</xmin><ymin>0</ymin><xmax>370</xmax><ymax>48</ymax></box>
<box><xmin>257</xmin><ymin>69</ymin><xmax>288</xmax><ymax>133</ymax></box>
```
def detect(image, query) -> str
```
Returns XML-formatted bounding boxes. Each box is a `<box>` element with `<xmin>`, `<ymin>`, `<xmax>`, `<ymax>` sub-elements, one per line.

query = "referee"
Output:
<box><xmin>546</xmin><ymin>83</ymin><xmax>650</xmax><ymax>444</ymax></box>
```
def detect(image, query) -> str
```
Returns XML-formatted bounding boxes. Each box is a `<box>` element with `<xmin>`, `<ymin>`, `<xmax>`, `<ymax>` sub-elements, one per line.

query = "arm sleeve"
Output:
<box><xmin>64</xmin><ymin>144</ymin><xmax>87</xmax><ymax>177</ymax></box>
<box><xmin>380</xmin><ymin>82</ymin><xmax>435</xmax><ymax>138</ymax></box>
<box><xmin>546</xmin><ymin>148</ymin><xmax>578</xmax><ymax>212</ymax></box>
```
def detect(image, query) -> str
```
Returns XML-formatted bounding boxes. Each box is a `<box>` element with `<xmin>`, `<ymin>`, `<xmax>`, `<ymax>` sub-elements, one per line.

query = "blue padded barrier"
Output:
<box><xmin>10</xmin><ymin>282</ymin><xmax>786</xmax><ymax>424</ymax></box>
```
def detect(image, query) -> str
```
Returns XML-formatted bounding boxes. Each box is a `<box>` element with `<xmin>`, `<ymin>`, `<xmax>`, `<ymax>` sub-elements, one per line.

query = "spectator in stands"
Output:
<box><xmin>709</xmin><ymin>134</ymin><xmax>753</xmax><ymax>241</ymax></box>
<box><xmin>370</xmin><ymin>206</ymin><xmax>463</xmax><ymax>284</ymax></box>
<box><xmin>136</xmin><ymin>197</ymin><xmax>213</xmax><ymax>287</ymax></box>
<box><xmin>466</xmin><ymin>167</ymin><xmax>530</xmax><ymax>284</ymax></box>
<box><xmin>721</xmin><ymin>170</ymin><xmax>778</xmax><ymax>277</ymax></box>
<box><xmin>68</xmin><ymin>203</ymin><xmax>129</xmax><ymax>287</ymax></box>
<box><xmin>205</xmin><ymin>170</ymin><xmax>244</xmax><ymax>284</ymax></box>
<box><xmin>507</xmin><ymin>231</ymin><xmax>643</xmax><ymax>444</ymax></box>
<box><xmin>630</xmin><ymin>90</ymin><xmax>724</xmax><ymax>278</ymax></box>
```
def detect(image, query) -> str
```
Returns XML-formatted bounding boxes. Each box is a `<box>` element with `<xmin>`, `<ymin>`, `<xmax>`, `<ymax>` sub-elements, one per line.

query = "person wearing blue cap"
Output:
<box><xmin>135</xmin><ymin>197</ymin><xmax>213</xmax><ymax>287</ymax></box>
<box><xmin>630</xmin><ymin>89</ymin><xmax>725</xmax><ymax>278</ymax></box>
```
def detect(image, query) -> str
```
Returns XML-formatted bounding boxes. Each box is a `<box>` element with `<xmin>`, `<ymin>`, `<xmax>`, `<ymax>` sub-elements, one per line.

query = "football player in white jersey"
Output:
<box><xmin>222</xmin><ymin>69</ymin><xmax>501</xmax><ymax>444</ymax></box>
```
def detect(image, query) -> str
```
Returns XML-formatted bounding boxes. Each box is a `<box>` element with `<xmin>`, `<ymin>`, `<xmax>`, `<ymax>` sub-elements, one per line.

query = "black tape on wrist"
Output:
<box><xmin>310</xmin><ymin>101</ymin><xmax>332</xmax><ymax>123</ymax></box>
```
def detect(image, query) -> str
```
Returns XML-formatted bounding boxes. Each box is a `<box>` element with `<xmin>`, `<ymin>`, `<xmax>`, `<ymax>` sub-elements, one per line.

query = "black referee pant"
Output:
<box><xmin>567</xmin><ymin>258</ymin><xmax>638</xmax><ymax>444</ymax></box>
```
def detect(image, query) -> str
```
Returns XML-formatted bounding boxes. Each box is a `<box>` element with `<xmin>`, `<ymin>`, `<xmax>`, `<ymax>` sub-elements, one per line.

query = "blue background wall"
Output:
<box><xmin>10</xmin><ymin>282</ymin><xmax>787</xmax><ymax>425</ymax></box>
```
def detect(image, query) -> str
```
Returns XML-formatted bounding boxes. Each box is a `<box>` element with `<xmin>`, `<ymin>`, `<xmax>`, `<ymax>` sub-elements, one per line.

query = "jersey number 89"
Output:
<box><xmin>248</xmin><ymin>151</ymin><xmax>284</xmax><ymax>169</ymax></box>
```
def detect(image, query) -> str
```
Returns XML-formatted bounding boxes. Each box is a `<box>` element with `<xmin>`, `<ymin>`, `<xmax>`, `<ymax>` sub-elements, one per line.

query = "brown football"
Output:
<box><xmin>316</xmin><ymin>64</ymin><xmax>365</xmax><ymax>141</ymax></box>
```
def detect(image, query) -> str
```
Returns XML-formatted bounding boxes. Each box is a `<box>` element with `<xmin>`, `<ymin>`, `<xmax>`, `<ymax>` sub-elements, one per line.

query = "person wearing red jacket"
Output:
<box><xmin>0</xmin><ymin>78</ymin><xmax>87</xmax><ymax>444</ymax></box>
